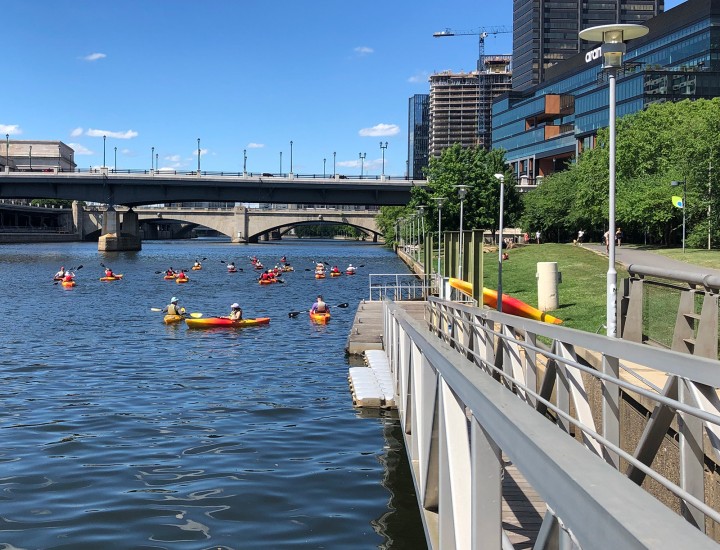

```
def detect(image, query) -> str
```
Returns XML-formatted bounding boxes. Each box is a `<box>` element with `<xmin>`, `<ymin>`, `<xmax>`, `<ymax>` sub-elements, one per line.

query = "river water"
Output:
<box><xmin>0</xmin><ymin>239</ymin><xmax>427</xmax><ymax>549</ymax></box>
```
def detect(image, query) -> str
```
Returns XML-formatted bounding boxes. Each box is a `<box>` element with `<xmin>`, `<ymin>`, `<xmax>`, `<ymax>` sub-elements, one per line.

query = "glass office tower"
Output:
<box><xmin>408</xmin><ymin>94</ymin><xmax>430</xmax><ymax>179</ymax></box>
<box><xmin>512</xmin><ymin>0</ymin><xmax>664</xmax><ymax>91</ymax></box>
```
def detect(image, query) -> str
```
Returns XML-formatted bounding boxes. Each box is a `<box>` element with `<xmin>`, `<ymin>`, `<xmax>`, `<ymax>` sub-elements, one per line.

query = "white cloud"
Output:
<box><xmin>192</xmin><ymin>148</ymin><xmax>208</xmax><ymax>157</ymax></box>
<box><xmin>359</xmin><ymin>123</ymin><xmax>400</xmax><ymax>137</ymax></box>
<box><xmin>70</xmin><ymin>127</ymin><xmax>83</xmax><ymax>137</ymax></box>
<box><xmin>0</xmin><ymin>124</ymin><xmax>22</xmax><ymax>135</ymax></box>
<box><xmin>408</xmin><ymin>71</ymin><xmax>429</xmax><ymax>83</ymax></box>
<box><xmin>247</xmin><ymin>143</ymin><xmax>264</xmax><ymax>149</ymax></box>
<box><xmin>165</xmin><ymin>154</ymin><xmax>182</xmax><ymax>162</ymax></box>
<box><xmin>121</xmin><ymin>148</ymin><xmax>132</xmax><ymax>155</ymax></box>
<box><xmin>86</xmin><ymin>128</ymin><xmax>139</xmax><ymax>139</ymax></box>
<box><xmin>83</xmin><ymin>53</ymin><xmax>106</xmax><ymax>62</ymax></box>
<box><xmin>354</xmin><ymin>46</ymin><xmax>374</xmax><ymax>56</ymax></box>
<box><xmin>68</xmin><ymin>143</ymin><xmax>93</xmax><ymax>155</ymax></box>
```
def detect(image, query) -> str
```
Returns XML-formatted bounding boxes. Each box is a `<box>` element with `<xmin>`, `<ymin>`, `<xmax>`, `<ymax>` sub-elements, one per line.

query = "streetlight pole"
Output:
<box><xmin>156</xmin><ymin>153</ymin><xmax>159</xmax><ymax>172</ymax></box>
<box><xmin>279</xmin><ymin>151</ymin><xmax>283</xmax><ymax>175</ymax></box>
<box><xmin>671</xmin><ymin>178</ymin><xmax>687</xmax><ymax>253</ymax></box>
<box><xmin>114</xmin><ymin>147</ymin><xmax>117</xmax><ymax>172</ymax></box>
<box><xmin>29</xmin><ymin>145</ymin><xmax>32</xmax><ymax>171</ymax></box>
<box><xmin>243</xmin><ymin>149</ymin><xmax>247</xmax><ymax>174</ymax></box>
<box><xmin>290</xmin><ymin>140</ymin><xmax>293</xmax><ymax>174</ymax></box>
<box><xmin>5</xmin><ymin>134</ymin><xmax>9</xmax><ymax>172</ymax></box>
<box><xmin>433</xmin><ymin>197</ymin><xmax>446</xmax><ymax>277</ymax></box>
<box><xmin>494</xmin><ymin>173</ymin><xmax>506</xmax><ymax>312</ymax></box>
<box><xmin>417</xmin><ymin>205</ymin><xmax>426</xmax><ymax>263</ymax></box>
<box><xmin>380</xmin><ymin>141</ymin><xmax>388</xmax><ymax>177</ymax></box>
<box><xmin>103</xmin><ymin>135</ymin><xmax>106</xmax><ymax>168</ymax></box>
<box><xmin>323</xmin><ymin>158</ymin><xmax>326</xmax><ymax>178</ymax></box>
<box><xmin>197</xmin><ymin>138</ymin><xmax>201</xmax><ymax>173</ymax></box>
<box><xmin>359</xmin><ymin>152</ymin><xmax>366</xmax><ymax>177</ymax></box>
<box><xmin>333</xmin><ymin>151</ymin><xmax>336</xmax><ymax>177</ymax></box>
<box><xmin>580</xmin><ymin>23</ymin><xmax>648</xmax><ymax>338</ymax></box>
<box><xmin>151</xmin><ymin>146</ymin><xmax>154</xmax><ymax>171</ymax></box>
<box><xmin>455</xmin><ymin>185</ymin><xmax>469</xmax><ymax>280</ymax></box>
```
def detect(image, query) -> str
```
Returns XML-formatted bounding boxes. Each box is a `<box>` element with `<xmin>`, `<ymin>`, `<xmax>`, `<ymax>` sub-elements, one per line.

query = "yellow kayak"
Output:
<box><xmin>163</xmin><ymin>314</ymin><xmax>185</xmax><ymax>324</ymax></box>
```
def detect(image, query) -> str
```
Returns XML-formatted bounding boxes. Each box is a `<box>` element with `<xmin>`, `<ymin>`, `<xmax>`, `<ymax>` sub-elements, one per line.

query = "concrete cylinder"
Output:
<box><xmin>536</xmin><ymin>262</ymin><xmax>560</xmax><ymax>312</ymax></box>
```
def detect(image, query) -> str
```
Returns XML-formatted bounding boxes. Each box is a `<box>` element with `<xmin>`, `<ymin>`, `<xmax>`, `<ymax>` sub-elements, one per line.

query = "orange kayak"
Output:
<box><xmin>315</xmin><ymin>273</ymin><xmax>326</xmax><ymax>279</ymax></box>
<box><xmin>175</xmin><ymin>276</ymin><xmax>189</xmax><ymax>284</ymax></box>
<box><xmin>100</xmin><ymin>274</ymin><xmax>123</xmax><ymax>281</ymax></box>
<box><xmin>185</xmin><ymin>317</ymin><xmax>271</xmax><ymax>328</ymax></box>
<box><xmin>309</xmin><ymin>311</ymin><xmax>331</xmax><ymax>324</ymax></box>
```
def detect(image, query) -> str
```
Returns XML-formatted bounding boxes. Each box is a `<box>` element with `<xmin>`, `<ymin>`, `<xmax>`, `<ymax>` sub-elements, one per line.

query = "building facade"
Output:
<box><xmin>494</xmin><ymin>0</ymin><xmax>719</xmax><ymax>188</ymax></box>
<box><xmin>512</xmin><ymin>0</ymin><xmax>664</xmax><ymax>91</ymax></box>
<box><xmin>408</xmin><ymin>94</ymin><xmax>430</xmax><ymax>179</ymax></box>
<box><xmin>1</xmin><ymin>140</ymin><xmax>76</xmax><ymax>172</ymax></box>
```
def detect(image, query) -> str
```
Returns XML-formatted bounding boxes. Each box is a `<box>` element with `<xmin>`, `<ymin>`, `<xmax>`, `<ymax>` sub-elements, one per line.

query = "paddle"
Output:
<box><xmin>288</xmin><ymin>303</ymin><xmax>349</xmax><ymax>318</ymax></box>
<box><xmin>150</xmin><ymin>308</ymin><xmax>202</xmax><ymax>318</ymax></box>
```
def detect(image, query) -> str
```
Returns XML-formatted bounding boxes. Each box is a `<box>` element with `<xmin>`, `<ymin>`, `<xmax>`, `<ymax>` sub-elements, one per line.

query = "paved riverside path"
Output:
<box><xmin>581</xmin><ymin>243</ymin><xmax>720</xmax><ymax>277</ymax></box>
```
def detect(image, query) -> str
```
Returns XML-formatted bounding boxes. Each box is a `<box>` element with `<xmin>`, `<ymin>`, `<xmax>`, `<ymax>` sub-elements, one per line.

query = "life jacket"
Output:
<box><xmin>64</xmin><ymin>274</ymin><xmax>73</xmax><ymax>281</ymax></box>
<box><xmin>168</xmin><ymin>303</ymin><xmax>181</xmax><ymax>315</ymax></box>
<box><xmin>315</xmin><ymin>301</ymin><xmax>327</xmax><ymax>313</ymax></box>
<box><xmin>177</xmin><ymin>272</ymin><xmax>187</xmax><ymax>279</ymax></box>
<box><xmin>105</xmin><ymin>270</ymin><xmax>113</xmax><ymax>277</ymax></box>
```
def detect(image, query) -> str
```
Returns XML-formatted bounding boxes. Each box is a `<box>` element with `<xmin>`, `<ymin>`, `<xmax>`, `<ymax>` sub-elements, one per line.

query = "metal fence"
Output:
<box><xmin>368</xmin><ymin>273</ymin><xmax>433</xmax><ymax>302</ymax></box>
<box><xmin>383</xmin><ymin>297</ymin><xmax>720</xmax><ymax>548</ymax></box>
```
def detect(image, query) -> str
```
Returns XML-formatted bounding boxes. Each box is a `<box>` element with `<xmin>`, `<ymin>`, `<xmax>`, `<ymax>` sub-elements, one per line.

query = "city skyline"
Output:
<box><xmin>3</xmin><ymin>0</ymin><xmax>685</xmax><ymax>176</ymax></box>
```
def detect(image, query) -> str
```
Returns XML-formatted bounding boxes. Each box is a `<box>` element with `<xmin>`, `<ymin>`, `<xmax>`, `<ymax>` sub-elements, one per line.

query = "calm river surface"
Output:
<box><xmin>0</xmin><ymin>239</ymin><xmax>427</xmax><ymax>549</ymax></box>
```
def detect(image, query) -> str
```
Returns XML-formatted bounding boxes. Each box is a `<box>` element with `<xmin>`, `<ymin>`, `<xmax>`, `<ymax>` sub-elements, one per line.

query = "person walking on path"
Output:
<box><xmin>535</xmin><ymin>230</ymin><xmax>541</xmax><ymax>244</ymax></box>
<box><xmin>577</xmin><ymin>229</ymin><xmax>584</xmax><ymax>244</ymax></box>
<box><xmin>603</xmin><ymin>230</ymin><xmax>611</xmax><ymax>254</ymax></box>
<box><xmin>615</xmin><ymin>228</ymin><xmax>623</xmax><ymax>247</ymax></box>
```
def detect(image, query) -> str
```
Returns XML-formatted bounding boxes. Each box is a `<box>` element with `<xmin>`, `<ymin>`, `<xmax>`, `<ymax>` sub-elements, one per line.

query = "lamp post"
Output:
<box><xmin>197</xmin><ymin>138</ymin><xmax>201</xmax><ymax>173</ymax></box>
<box><xmin>359</xmin><ymin>152</ymin><xmax>366</xmax><ymax>177</ymax></box>
<box><xmin>433</xmin><ymin>197</ymin><xmax>446</xmax><ymax>276</ymax></box>
<box><xmin>103</xmin><ymin>135</ymin><xmax>106</xmax><ymax>168</ymax></box>
<box><xmin>455</xmin><ymin>185</ymin><xmax>469</xmax><ymax>280</ymax></box>
<box><xmin>151</xmin><ymin>146</ymin><xmax>155</xmax><ymax>171</ymax></box>
<box><xmin>333</xmin><ymin>151</ymin><xmax>336</xmax><ymax>177</ymax></box>
<box><xmin>671</xmin><ymin>178</ymin><xmax>687</xmax><ymax>253</ymax></box>
<box><xmin>29</xmin><ymin>145</ymin><xmax>32</xmax><ymax>171</ymax></box>
<box><xmin>494</xmin><ymin>173</ymin><xmax>506</xmax><ymax>312</ymax></box>
<box><xmin>580</xmin><ymin>23</ymin><xmax>648</xmax><ymax>338</ymax></box>
<box><xmin>5</xmin><ymin>134</ymin><xmax>9</xmax><ymax>171</ymax></box>
<box><xmin>380</xmin><ymin>141</ymin><xmax>388</xmax><ymax>177</ymax></box>
<box><xmin>323</xmin><ymin>158</ymin><xmax>326</xmax><ymax>178</ymax></box>
<box><xmin>290</xmin><ymin>140</ymin><xmax>293</xmax><ymax>174</ymax></box>
<box><xmin>279</xmin><ymin>151</ymin><xmax>283</xmax><ymax>175</ymax></box>
<box><xmin>156</xmin><ymin>153</ymin><xmax>159</xmax><ymax>172</ymax></box>
<box><xmin>114</xmin><ymin>146</ymin><xmax>117</xmax><ymax>172</ymax></box>
<box><xmin>243</xmin><ymin>149</ymin><xmax>247</xmax><ymax>174</ymax></box>
<box><xmin>417</xmin><ymin>205</ymin><xmax>426</xmax><ymax>263</ymax></box>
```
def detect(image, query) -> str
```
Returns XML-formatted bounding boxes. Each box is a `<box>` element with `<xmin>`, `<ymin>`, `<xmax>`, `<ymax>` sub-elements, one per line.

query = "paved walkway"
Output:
<box><xmin>580</xmin><ymin>243</ymin><xmax>720</xmax><ymax>277</ymax></box>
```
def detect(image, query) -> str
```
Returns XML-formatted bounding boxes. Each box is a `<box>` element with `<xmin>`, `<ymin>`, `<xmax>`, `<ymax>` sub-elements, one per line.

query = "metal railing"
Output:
<box><xmin>382</xmin><ymin>297</ymin><xmax>720</xmax><ymax>549</ymax></box>
<box><xmin>368</xmin><ymin>273</ymin><xmax>433</xmax><ymax>302</ymax></box>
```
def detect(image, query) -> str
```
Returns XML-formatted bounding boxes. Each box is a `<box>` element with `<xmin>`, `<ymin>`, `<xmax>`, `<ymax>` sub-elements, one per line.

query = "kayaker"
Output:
<box><xmin>163</xmin><ymin>297</ymin><xmax>184</xmax><ymax>316</ymax></box>
<box><xmin>227</xmin><ymin>262</ymin><xmax>236</xmax><ymax>271</ymax></box>
<box><xmin>229</xmin><ymin>303</ymin><xmax>243</xmax><ymax>320</ymax></box>
<box><xmin>193</xmin><ymin>260</ymin><xmax>201</xmax><ymax>268</ymax></box>
<box><xmin>166</xmin><ymin>268</ymin><xmax>175</xmax><ymax>277</ymax></box>
<box><xmin>280</xmin><ymin>255</ymin><xmax>287</xmax><ymax>263</ymax></box>
<box><xmin>105</xmin><ymin>267</ymin><xmax>114</xmax><ymax>277</ymax></box>
<box><xmin>55</xmin><ymin>266</ymin><xmax>66</xmax><ymax>279</ymax></box>
<box><xmin>176</xmin><ymin>271</ymin><xmax>188</xmax><ymax>281</ymax></box>
<box><xmin>315</xmin><ymin>262</ymin><xmax>325</xmax><ymax>274</ymax></box>
<box><xmin>63</xmin><ymin>270</ymin><xmax>74</xmax><ymax>282</ymax></box>
<box><xmin>346</xmin><ymin>263</ymin><xmax>357</xmax><ymax>274</ymax></box>
<box><xmin>311</xmin><ymin>295</ymin><xmax>328</xmax><ymax>314</ymax></box>
<box><xmin>331</xmin><ymin>266</ymin><xmax>340</xmax><ymax>274</ymax></box>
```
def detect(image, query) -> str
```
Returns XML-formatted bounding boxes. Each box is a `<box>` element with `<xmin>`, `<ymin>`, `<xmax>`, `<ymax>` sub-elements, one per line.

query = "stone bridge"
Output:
<box><xmin>79</xmin><ymin>205</ymin><xmax>382</xmax><ymax>244</ymax></box>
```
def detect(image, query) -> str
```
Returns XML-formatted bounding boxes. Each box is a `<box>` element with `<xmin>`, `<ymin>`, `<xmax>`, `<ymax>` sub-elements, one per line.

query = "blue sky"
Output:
<box><xmin>3</xmin><ymin>0</ymin><xmax>685</xmax><ymax>177</ymax></box>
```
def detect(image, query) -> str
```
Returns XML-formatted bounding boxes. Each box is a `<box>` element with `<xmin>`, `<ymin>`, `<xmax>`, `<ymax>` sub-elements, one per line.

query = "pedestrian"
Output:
<box><xmin>535</xmin><ymin>230</ymin><xmax>541</xmax><ymax>244</ymax></box>
<box><xmin>523</xmin><ymin>232</ymin><xmax>530</xmax><ymax>245</ymax></box>
<box><xmin>604</xmin><ymin>230</ymin><xmax>611</xmax><ymax>254</ymax></box>
<box><xmin>615</xmin><ymin>228</ymin><xmax>623</xmax><ymax>247</ymax></box>
<box><xmin>577</xmin><ymin>229</ymin><xmax>584</xmax><ymax>244</ymax></box>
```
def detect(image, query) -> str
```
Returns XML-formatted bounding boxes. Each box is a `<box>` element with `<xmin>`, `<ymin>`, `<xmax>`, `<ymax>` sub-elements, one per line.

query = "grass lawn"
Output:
<box><xmin>480</xmin><ymin>243</ymin><xmax>626</xmax><ymax>334</ymax></box>
<box><xmin>624</xmin><ymin>245</ymin><xmax>720</xmax><ymax>269</ymax></box>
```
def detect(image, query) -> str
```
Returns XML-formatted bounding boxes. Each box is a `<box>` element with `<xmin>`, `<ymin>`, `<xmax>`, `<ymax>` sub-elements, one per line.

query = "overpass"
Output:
<box><xmin>0</xmin><ymin>169</ymin><xmax>419</xmax><ymax>207</ymax></box>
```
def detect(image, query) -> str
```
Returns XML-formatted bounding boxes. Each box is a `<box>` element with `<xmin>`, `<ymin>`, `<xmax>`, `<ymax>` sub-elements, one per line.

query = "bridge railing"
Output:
<box><xmin>368</xmin><ymin>273</ymin><xmax>433</xmax><ymax>302</ymax></box>
<box><xmin>383</xmin><ymin>297</ymin><xmax>720</xmax><ymax>548</ymax></box>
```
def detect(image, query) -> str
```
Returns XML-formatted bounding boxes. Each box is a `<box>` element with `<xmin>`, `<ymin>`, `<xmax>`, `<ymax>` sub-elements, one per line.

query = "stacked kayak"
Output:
<box><xmin>100</xmin><ymin>274</ymin><xmax>123</xmax><ymax>281</ymax></box>
<box><xmin>309</xmin><ymin>311</ymin><xmax>331</xmax><ymax>324</ymax></box>
<box><xmin>185</xmin><ymin>317</ymin><xmax>271</xmax><ymax>329</ymax></box>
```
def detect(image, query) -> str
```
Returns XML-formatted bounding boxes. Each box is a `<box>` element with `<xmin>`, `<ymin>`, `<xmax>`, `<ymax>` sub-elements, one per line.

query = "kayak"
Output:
<box><xmin>164</xmin><ymin>275</ymin><xmax>176</xmax><ymax>280</ymax></box>
<box><xmin>100</xmin><ymin>274</ymin><xmax>123</xmax><ymax>281</ymax></box>
<box><xmin>164</xmin><ymin>314</ymin><xmax>185</xmax><ymax>324</ymax></box>
<box><xmin>282</xmin><ymin>266</ymin><xmax>294</xmax><ymax>272</ymax></box>
<box><xmin>61</xmin><ymin>280</ymin><xmax>76</xmax><ymax>287</ymax></box>
<box><xmin>345</xmin><ymin>271</ymin><xmax>356</xmax><ymax>275</ymax></box>
<box><xmin>191</xmin><ymin>266</ymin><xmax>202</xmax><ymax>270</ymax></box>
<box><xmin>309</xmin><ymin>311</ymin><xmax>331</xmax><ymax>324</ymax></box>
<box><xmin>258</xmin><ymin>279</ymin><xmax>276</xmax><ymax>285</ymax></box>
<box><xmin>185</xmin><ymin>316</ymin><xmax>271</xmax><ymax>329</ymax></box>
<box><xmin>330</xmin><ymin>272</ymin><xmax>341</xmax><ymax>277</ymax></box>
<box><xmin>175</xmin><ymin>277</ymin><xmax>189</xmax><ymax>284</ymax></box>
<box><xmin>227</xmin><ymin>268</ymin><xmax>237</xmax><ymax>273</ymax></box>
<box><xmin>315</xmin><ymin>273</ymin><xmax>326</xmax><ymax>279</ymax></box>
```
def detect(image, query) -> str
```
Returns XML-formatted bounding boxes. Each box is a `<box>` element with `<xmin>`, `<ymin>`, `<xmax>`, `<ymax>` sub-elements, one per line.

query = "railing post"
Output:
<box><xmin>471</xmin><ymin>419</ymin><xmax>502</xmax><ymax>548</ymax></box>
<box><xmin>679</xmin><ymin>378</ymin><xmax>706</xmax><ymax>531</ymax></box>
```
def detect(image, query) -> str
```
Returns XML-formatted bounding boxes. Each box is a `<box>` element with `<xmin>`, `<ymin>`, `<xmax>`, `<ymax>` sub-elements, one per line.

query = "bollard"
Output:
<box><xmin>536</xmin><ymin>261</ymin><xmax>561</xmax><ymax>311</ymax></box>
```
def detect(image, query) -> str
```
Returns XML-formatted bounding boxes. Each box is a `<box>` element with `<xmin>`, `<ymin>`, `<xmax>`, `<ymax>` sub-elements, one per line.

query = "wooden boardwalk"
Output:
<box><xmin>345</xmin><ymin>299</ymin><xmax>426</xmax><ymax>355</ymax></box>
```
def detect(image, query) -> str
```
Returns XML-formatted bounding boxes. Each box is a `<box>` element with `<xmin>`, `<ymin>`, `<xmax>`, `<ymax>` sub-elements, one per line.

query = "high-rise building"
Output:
<box><xmin>477</xmin><ymin>55</ymin><xmax>513</xmax><ymax>149</ymax></box>
<box><xmin>408</xmin><ymin>94</ymin><xmax>430</xmax><ymax>179</ymax></box>
<box><xmin>512</xmin><ymin>0</ymin><xmax>664</xmax><ymax>91</ymax></box>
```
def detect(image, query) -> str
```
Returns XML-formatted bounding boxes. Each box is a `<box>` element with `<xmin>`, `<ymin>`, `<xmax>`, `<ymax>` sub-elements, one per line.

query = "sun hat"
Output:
<box><xmin>231</xmin><ymin>303</ymin><xmax>240</xmax><ymax>309</ymax></box>
<box><xmin>171</xmin><ymin>297</ymin><xmax>178</xmax><ymax>303</ymax></box>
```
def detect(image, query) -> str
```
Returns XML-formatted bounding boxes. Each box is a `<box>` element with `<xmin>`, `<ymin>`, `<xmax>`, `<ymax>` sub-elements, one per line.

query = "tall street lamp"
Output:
<box><xmin>417</xmin><ymin>205</ymin><xmax>426</xmax><ymax>263</ymax></box>
<box><xmin>5</xmin><ymin>134</ymin><xmax>9</xmax><ymax>171</ymax></box>
<box><xmin>333</xmin><ymin>152</ymin><xmax>336</xmax><ymax>177</ymax></box>
<box><xmin>103</xmin><ymin>135</ymin><xmax>106</xmax><ymax>168</ymax></box>
<box><xmin>494</xmin><ymin>173</ymin><xmax>506</xmax><ymax>312</ymax></box>
<box><xmin>156</xmin><ymin>153</ymin><xmax>159</xmax><ymax>172</ymax></box>
<box><xmin>290</xmin><ymin>140</ymin><xmax>293</xmax><ymax>174</ymax></box>
<box><xmin>151</xmin><ymin>146</ymin><xmax>155</xmax><ymax>171</ymax></box>
<box><xmin>580</xmin><ymin>23</ymin><xmax>648</xmax><ymax>338</ymax></box>
<box><xmin>433</xmin><ymin>197</ymin><xmax>446</xmax><ymax>276</ymax></box>
<box><xmin>323</xmin><ymin>158</ymin><xmax>326</xmax><ymax>178</ymax></box>
<box><xmin>243</xmin><ymin>149</ymin><xmax>247</xmax><ymax>173</ymax></box>
<box><xmin>279</xmin><ymin>151</ymin><xmax>283</xmax><ymax>174</ymax></box>
<box><xmin>114</xmin><ymin>146</ymin><xmax>117</xmax><ymax>172</ymax></box>
<box><xmin>455</xmin><ymin>184</ymin><xmax>469</xmax><ymax>280</ymax></box>
<box><xmin>359</xmin><ymin>152</ymin><xmax>366</xmax><ymax>177</ymax></box>
<box><xmin>671</xmin><ymin>178</ymin><xmax>687</xmax><ymax>253</ymax></box>
<box><xmin>197</xmin><ymin>138</ymin><xmax>201</xmax><ymax>173</ymax></box>
<box><xmin>380</xmin><ymin>141</ymin><xmax>388</xmax><ymax>177</ymax></box>
<box><xmin>29</xmin><ymin>145</ymin><xmax>32</xmax><ymax>171</ymax></box>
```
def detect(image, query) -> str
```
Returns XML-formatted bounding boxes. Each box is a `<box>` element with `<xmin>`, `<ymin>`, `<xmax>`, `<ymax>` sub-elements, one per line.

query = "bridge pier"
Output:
<box><xmin>98</xmin><ymin>206</ymin><xmax>141</xmax><ymax>251</ymax></box>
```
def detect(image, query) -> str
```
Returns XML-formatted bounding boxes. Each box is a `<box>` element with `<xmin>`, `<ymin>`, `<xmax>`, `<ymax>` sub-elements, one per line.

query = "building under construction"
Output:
<box><xmin>428</xmin><ymin>55</ymin><xmax>512</xmax><ymax>158</ymax></box>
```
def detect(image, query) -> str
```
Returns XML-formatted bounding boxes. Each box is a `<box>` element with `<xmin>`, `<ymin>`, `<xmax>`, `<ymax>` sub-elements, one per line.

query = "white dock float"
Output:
<box><xmin>348</xmin><ymin>351</ymin><xmax>396</xmax><ymax>409</ymax></box>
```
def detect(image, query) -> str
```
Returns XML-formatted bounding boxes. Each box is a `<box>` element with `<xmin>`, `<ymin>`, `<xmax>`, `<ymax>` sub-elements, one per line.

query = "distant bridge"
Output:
<box><xmin>0</xmin><ymin>169</ymin><xmax>420</xmax><ymax>207</ymax></box>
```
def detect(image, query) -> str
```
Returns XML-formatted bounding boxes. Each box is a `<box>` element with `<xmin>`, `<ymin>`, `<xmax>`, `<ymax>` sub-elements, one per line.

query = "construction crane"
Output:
<box><xmin>433</xmin><ymin>26</ymin><xmax>512</xmax><ymax>70</ymax></box>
